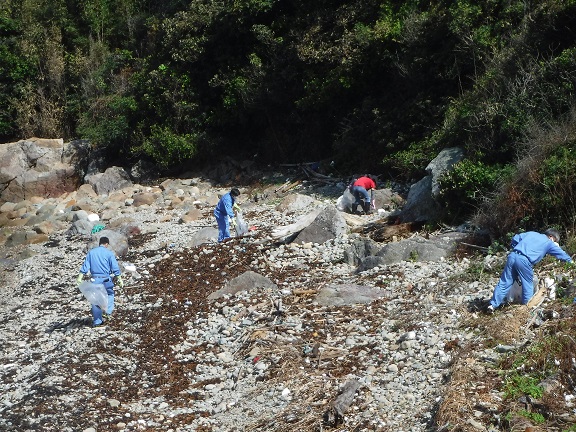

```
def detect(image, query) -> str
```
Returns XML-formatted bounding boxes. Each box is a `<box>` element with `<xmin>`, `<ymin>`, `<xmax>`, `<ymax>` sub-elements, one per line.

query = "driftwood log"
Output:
<box><xmin>351</xmin><ymin>220</ymin><xmax>424</xmax><ymax>242</ymax></box>
<box><xmin>323</xmin><ymin>379</ymin><xmax>361</xmax><ymax>427</ymax></box>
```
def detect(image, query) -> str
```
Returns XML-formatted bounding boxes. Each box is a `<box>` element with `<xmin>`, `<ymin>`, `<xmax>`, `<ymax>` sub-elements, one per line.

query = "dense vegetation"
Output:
<box><xmin>1</xmin><ymin>0</ymin><xmax>576</xmax><ymax>235</ymax></box>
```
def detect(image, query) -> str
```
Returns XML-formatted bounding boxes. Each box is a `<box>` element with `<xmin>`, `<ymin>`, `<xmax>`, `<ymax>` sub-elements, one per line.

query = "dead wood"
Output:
<box><xmin>275</xmin><ymin>180</ymin><xmax>301</xmax><ymax>194</ymax></box>
<box><xmin>292</xmin><ymin>289</ymin><xmax>317</xmax><ymax>296</ymax></box>
<box><xmin>300</xmin><ymin>165</ymin><xmax>341</xmax><ymax>183</ymax></box>
<box><xmin>351</xmin><ymin>220</ymin><xmax>424</xmax><ymax>242</ymax></box>
<box><xmin>322</xmin><ymin>378</ymin><xmax>361</xmax><ymax>427</ymax></box>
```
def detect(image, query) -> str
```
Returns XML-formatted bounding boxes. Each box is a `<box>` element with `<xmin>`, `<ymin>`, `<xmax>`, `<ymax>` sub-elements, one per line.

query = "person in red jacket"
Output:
<box><xmin>350</xmin><ymin>175</ymin><xmax>377</xmax><ymax>214</ymax></box>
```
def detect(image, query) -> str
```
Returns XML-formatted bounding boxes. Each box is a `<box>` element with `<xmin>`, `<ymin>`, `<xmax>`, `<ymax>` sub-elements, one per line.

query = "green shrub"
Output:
<box><xmin>502</xmin><ymin>373</ymin><xmax>544</xmax><ymax>400</ymax></box>
<box><xmin>529</xmin><ymin>143</ymin><xmax>576</xmax><ymax>232</ymax></box>
<box><xmin>438</xmin><ymin>160</ymin><xmax>513</xmax><ymax>224</ymax></box>
<box><xmin>135</xmin><ymin>125</ymin><xmax>198</xmax><ymax>168</ymax></box>
<box><xmin>77</xmin><ymin>94</ymin><xmax>137</xmax><ymax>150</ymax></box>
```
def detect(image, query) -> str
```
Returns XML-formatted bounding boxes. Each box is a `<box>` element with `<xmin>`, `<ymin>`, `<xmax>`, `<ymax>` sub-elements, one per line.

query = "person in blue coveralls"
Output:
<box><xmin>214</xmin><ymin>188</ymin><xmax>241</xmax><ymax>242</ymax></box>
<box><xmin>77</xmin><ymin>236</ymin><xmax>123</xmax><ymax>327</ymax></box>
<box><xmin>487</xmin><ymin>228</ymin><xmax>572</xmax><ymax>314</ymax></box>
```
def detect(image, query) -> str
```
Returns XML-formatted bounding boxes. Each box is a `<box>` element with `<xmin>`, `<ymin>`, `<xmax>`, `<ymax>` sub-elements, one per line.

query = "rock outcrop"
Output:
<box><xmin>0</xmin><ymin>138</ymin><xmax>85</xmax><ymax>203</ymax></box>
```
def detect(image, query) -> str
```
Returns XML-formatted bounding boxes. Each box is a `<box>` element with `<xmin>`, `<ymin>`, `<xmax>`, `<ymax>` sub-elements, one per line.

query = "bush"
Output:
<box><xmin>474</xmin><ymin>107</ymin><xmax>576</xmax><ymax>240</ymax></box>
<box><xmin>134</xmin><ymin>125</ymin><xmax>198</xmax><ymax>169</ymax></box>
<box><xmin>437</xmin><ymin>160</ymin><xmax>513</xmax><ymax>224</ymax></box>
<box><xmin>77</xmin><ymin>94</ymin><xmax>137</xmax><ymax>152</ymax></box>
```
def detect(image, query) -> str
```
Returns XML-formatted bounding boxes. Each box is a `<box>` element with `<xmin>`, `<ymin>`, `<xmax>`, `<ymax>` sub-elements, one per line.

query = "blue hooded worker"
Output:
<box><xmin>487</xmin><ymin>228</ymin><xmax>572</xmax><ymax>314</ymax></box>
<box><xmin>77</xmin><ymin>236</ymin><xmax>123</xmax><ymax>327</ymax></box>
<box><xmin>214</xmin><ymin>188</ymin><xmax>241</xmax><ymax>242</ymax></box>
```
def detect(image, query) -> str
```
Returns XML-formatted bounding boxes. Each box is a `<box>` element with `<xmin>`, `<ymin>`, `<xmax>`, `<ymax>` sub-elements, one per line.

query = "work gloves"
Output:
<box><xmin>233</xmin><ymin>202</ymin><xmax>241</xmax><ymax>212</ymax></box>
<box><xmin>230</xmin><ymin>216</ymin><xmax>237</xmax><ymax>227</ymax></box>
<box><xmin>76</xmin><ymin>273</ymin><xmax>84</xmax><ymax>286</ymax></box>
<box><xmin>116</xmin><ymin>275</ymin><xmax>124</xmax><ymax>288</ymax></box>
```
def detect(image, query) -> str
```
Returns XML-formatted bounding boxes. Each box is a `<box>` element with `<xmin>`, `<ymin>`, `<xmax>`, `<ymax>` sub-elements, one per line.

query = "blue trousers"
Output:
<box><xmin>215</xmin><ymin>212</ymin><xmax>231</xmax><ymax>242</ymax></box>
<box><xmin>92</xmin><ymin>277</ymin><xmax>115</xmax><ymax>326</ymax></box>
<box><xmin>351</xmin><ymin>185</ymin><xmax>371</xmax><ymax>205</ymax></box>
<box><xmin>490</xmin><ymin>252</ymin><xmax>534</xmax><ymax>308</ymax></box>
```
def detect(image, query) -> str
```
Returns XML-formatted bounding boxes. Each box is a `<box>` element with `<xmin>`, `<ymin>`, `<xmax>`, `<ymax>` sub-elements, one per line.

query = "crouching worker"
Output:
<box><xmin>350</xmin><ymin>175</ymin><xmax>376</xmax><ymax>215</ymax></box>
<box><xmin>487</xmin><ymin>228</ymin><xmax>572</xmax><ymax>314</ymax></box>
<box><xmin>214</xmin><ymin>188</ymin><xmax>240</xmax><ymax>242</ymax></box>
<box><xmin>77</xmin><ymin>236</ymin><xmax>123</xmax><ymax>327</ymax></box>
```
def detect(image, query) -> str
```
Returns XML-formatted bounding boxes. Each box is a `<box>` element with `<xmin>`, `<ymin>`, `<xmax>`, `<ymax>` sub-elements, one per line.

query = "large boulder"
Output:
<box><xmin>0</xmin><ymin>138</ymin><xmax>83</xmax><ymax>203</ymax></box>
<box><xmin>292</xmin><ymin>205</ymin><xmax>347</xmax><ymax>245</ymax></box>
<box><xmin>271</xmin><ymin>208</ymin><xmax>322</xmax><ymax>243</ymax></box>
<box><xmin>85</xmin><ymin>229</ymin><xmax>129</xmax><ymax>257</ymax></box>
<box><xmin>343</xmin><ymin>236</ymin><xmax>382</xmax><ymax>266</ymax></box>
<box><xmin>357</xmin><ymin>232</ymin><xmax>467</xmax><ymax>271</ymax></box>
<box><xmin>87</xmin><ymin>166</ymin><xmax>133</xmax><ymax>196</ymax></box>
<box><xmin>275</xmin><ymin>193</ymin><xmax>318</xmax><ymax>213</ymax></box>
<box><xmin>187</xmin><ymin>227</ymin><xmax>219</xmax><ymax>247</ymax></box>
<box><xmin>399</xmin><ymin>147</ymin><xmax>464</xmax><ymax>223</ymax></box>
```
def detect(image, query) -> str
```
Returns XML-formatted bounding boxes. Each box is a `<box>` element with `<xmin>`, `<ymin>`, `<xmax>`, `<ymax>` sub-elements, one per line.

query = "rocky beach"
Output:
<box><xmin>1</xmin><ymin>143</ymin><xmax>576</xmax><ymax>432</ymax></box>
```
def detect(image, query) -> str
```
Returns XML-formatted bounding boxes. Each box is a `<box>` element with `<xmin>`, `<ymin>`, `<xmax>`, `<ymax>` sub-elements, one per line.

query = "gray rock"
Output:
<box><xmin>187</xmin><ymin>227</ymin><xmax>219</xmax><ymax>247</ymax></box>
<box><xmin>86</xmin><ymin>229</ymin><xmax>129</xmax><ymax>257</ymax></box>
<box><xmin>208</xmin><ymin>271</ymin><xmax>277</xmax><ymax>300</ymax></box>
<box><xmin>343</xmin><ymin>236</ymin><xmax>381</xmax><ymax>266</ymax></box>
<box><xmin>0</xmin><ymin>138</ymin><xmax>80</xmax><ymax>203</ymax></box>
<box><xmin>293</xmin><ymin>205</ymin><xmax>347</xmax><ymax>245</ymax></box>
<box><xmin>87</xmin><ymin>166</ymin><xmax>133</xmax><ymax>195</ymax></box>
<box><xmin>315</xmin><ymin>283</ymin><xmax>387</xmax><ymax>306</ymax></box>
<box><xmin>358</xmin><ymin>232</ymin><xmax>467</xmax><ymax>270</ymax></box>
<box><xmin>399</xmin><ymin>147</ymin><xmax>464</xmax><ymax>223</ymax></box>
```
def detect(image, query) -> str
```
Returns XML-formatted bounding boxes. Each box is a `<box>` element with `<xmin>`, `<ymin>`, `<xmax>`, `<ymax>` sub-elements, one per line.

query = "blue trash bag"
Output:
<box><xmin>78</xmin><ymin>281</ymin><xmax>108</xmax><ymax>310</ymax></box>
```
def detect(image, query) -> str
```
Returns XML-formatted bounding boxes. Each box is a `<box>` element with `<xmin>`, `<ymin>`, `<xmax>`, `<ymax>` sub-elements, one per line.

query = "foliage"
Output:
<box><xmin>77</xmin><ymin>94</ymin><xmax>137</xmax><ymax>152</ymax></box>
<box><xmin>437</xmin><ymin>160</ymin><xmax>513</xmax><ymax>224</ymax></box>
<box><xmin>1</xmin><ymin>0</ymin><xmax>576</xmax><ymax>233</ymax></box>
<box><xmin>474</xmin><ymin>108</ymin><xmax>576</xmax><ymax>239</ymax></box>
<box><xmin>507</xmin><ymin>409</ymin><xmax>545</xmax><ymax>424</ymax></box>
<box><xmin>134</xmin><ymin>125</ymin><xmax>198</xmax><ymax>168</ymax></box>
<box><xmin>502</xmin><ymin>373</ymin><xmax>544</xmax><ymax>400</ymax></box>
<box><xmin>0</xmin><ymin>13</ymin><xmax>34</xmax><ymax>139</ymax></box>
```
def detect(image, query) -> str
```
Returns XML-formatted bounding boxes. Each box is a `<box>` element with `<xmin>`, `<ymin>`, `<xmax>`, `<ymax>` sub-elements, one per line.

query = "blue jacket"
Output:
<box><xmin>214</xmin><ymin>192</ymin><xmax>235</xmax><ymax>219</ymax></box>
<box><xmin>511</xmin><ymin>231</ymin><xmax>572</xmax><ymax>265</ymax></box>
<box><xmin>80</xmin><ymin>245</ymin><xmax>121</xmax><ymax>277</ymax></box>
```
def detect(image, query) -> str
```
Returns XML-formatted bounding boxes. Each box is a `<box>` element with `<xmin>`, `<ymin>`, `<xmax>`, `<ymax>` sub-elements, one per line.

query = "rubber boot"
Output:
<box><xmin>351</xmin><ymin>203</ymin><xmax>358</xmax><ymax>214</ymax></box>
<box><xmin>362</xmin><ymin>202</ymin><xmax>372</xmax><ymax>215</ymax></box>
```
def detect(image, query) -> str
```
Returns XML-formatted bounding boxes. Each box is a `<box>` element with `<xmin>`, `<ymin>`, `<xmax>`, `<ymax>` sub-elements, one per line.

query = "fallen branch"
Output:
<box><xmin>322</xmin><ymin>378</ymin><xmax>361</xmax><ymax>427</ymax></box>
<box><xmin>275</xmin><ymin>180</ymin><xmax>301</xmax><ymax>193</ymax></box>
<box><xmin>292</xmin><ymin>289</ymin><xmax>317</xmax><ymax>296</ymax></box>
<box><xmin>460</xmin><ymin>242</ymin><xmax>489</xmax><ymax>252</ymax></box>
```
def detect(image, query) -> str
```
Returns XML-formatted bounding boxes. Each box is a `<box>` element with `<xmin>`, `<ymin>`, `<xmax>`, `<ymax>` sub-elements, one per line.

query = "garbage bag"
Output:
<box><xmin>336</xmin><ymin>188</ymin><xmax>355</xmax><ymax>212</ymax></box>
<box><xmin>235</xmin><ymin>211</ymin><xmax>249</xmax><ymax>236</ymax></box>
<box><xmin>78</xmin><ymin>281</ymin><xmax>108</xmax><ymax>310</ymax></box>
<box><xmin>507</xmin><ymin>276</ymin><xmax>538</xmax><ymax>303</ymax></box>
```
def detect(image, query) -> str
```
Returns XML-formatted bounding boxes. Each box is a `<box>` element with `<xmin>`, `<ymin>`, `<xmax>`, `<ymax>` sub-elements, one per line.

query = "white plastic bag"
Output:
<box><xmin>336</xmin><ymin>188</ymin><xmax>355</xmax><ymax>212</ymax></box>
<box><xmin>79</xmin><ymin>281</ymin><xmax>108</xmax><ymax>310</ymax></box>
<box><xmin>235</xmin><ymin>211</ymin><xmax>249</xmax><ymax>236</ymax></box>
<box><xmin>507</xmin><ymin>277</ymin><xmax>539</xmax><ymax>303</ymax></box>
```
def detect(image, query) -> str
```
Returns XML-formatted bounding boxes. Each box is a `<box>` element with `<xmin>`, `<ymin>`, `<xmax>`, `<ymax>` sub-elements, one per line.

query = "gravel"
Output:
<box><xmin>0</xmin><ymin>177</ymin><xmax>505</xmax><ymax>432</ymax></box>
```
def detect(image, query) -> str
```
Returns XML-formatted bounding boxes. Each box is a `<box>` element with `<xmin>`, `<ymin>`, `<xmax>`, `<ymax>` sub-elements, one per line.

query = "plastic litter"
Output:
<box><xmin>91</xmin><ymin>224</ymin><xmax>105</xmax><ymax>234</ymax></box>
<box><xmin>507</xmin><ymin>276</ymin><xmax>539</xmax><ymax>303</ymax></box>
<box><xmin>544</xmin><ymin>277</ymin><xmax>556</xmax><ymax>299</ymax></box>
<box><xmin>78</xmin><ymin>281</ymin><xmax>108</xmax><ymax>310</ymax></box>
<box><xmin>235</xmin><ymin>211</ymin><xmax>249</xmax><ymax>236</ymax></box>
<box><xmin>123</xmin><ymin>262</ymin><xmax>137</xmax><ymax>272</ymax></box>
<box><xmin>336</xmin><ymin>188</ymin><xmax>355</xmax><ymax>212</ymax></box>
